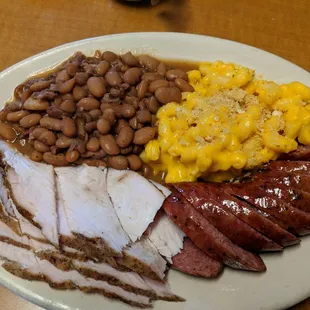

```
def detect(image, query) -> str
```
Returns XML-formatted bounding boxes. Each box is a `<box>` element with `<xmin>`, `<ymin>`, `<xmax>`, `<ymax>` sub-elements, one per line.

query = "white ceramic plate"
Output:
<box><xmin>0</xmin><ymin>32</ymin><xmax>310</xmax><ymax>310</ymax></box>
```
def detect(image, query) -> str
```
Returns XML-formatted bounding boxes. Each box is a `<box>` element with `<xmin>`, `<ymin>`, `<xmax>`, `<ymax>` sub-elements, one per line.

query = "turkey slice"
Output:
<box><xmin>0</xmin><ymin>217</ymin><xmax>179</xmax><ymax>300</ymax></box>
<box><xmin>148</xmin><ymin>181</ymin><xmax>185</xmax><ymax>263</ymax></box>
<box><xmin>0</xmin><ymin>169</ymin><xmax>47</xmax><ymax>242</ymax></box>
<box><xmin>121</xmin><ymin>237</ymin><xmax>167</xmax><ymax>281</ymax></box>
<box><xmin>0</xmin><ymin>141</ymin><xmax>58</xmax><ymax>246</ymax></box>
<box><xmin>0</xmin><ymin>242</ymin><xmax>151</xmax><ymax>308</ymax></box>
<box><xmin>55</xmin><ymin>166</ymin><xmax>130</xmax><ymax>257</ymax></box>
<box><xmin>107</xmin><ymin>169</ymin><xmax>164</xmax><ymax>243</ymax></box>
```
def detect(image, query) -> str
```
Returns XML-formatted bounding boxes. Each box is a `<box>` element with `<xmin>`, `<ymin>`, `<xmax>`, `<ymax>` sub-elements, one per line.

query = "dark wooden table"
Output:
<box><xmin>0</xmin><ymin>0</ymin><xmax>309</xmax><ymax>309</ymax></box>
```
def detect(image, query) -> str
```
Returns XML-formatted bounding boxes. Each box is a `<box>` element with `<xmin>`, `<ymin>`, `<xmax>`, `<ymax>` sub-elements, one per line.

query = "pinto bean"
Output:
<box><xmin>7</xmin><ymin>101</ymin><xmax>23</xmax><ymax>112</ymax></box>
<box><xmin>99</xmin><ymin>134</ymin><xmax>120</xmax><ymax>155</ymax></box>
<box><xmin>89</xmin><ymin>149</ymin><xmax>106</xmax><ymax>159</ymax></box>
<box><xmin>87</xmin><ymin>77</ymin><xmax>106</xmax><ymax>98</ymax></box>
<box><xmin>129</xmin><ymin>117</ymin><xmax>143</xmax><ymax>130</ymax></box>
<box><xmin>21</xmin><ymin>89</ymin><xmax>32</xmax><ymax>103</ymax></box>
<box><xmin>124</xmin><ymin>95</ymin><xmax>139</xmax><ymax>108</ymax></box>
<box><xmin>30</xmin><ymin>80</ymin><xmax>51</xmax><ymax>92</ymax></box>
<box><xmin>43</xmin><ymin>152</ymin><xmax>68</xmax><ymax>166</ymax></box>
<box><xmin>55</xmin><ymin>135</ymin><xmax>74</xmax><ymax>148</ymax></box>
<box><xmin>127</xmin><ymin>154</ymin><xmax>143</xmax><ymax>171</ymax></box>
<box><xmin>95</xmin><ymin>61</ymin><xmax>110</xmax><ymax>76</ymax></box>
<box><xmin>100</xmin><ymin>103</ymin><xmax>113</xmax><ymax>112</ymax></box>
<box><xmin>31</xmin><ymin>128</ymin><xmax>57</xmax><ymax>146</ymax></box>
<box><xmin>149</xmin><ymin>80</ymin><xmax>170</xmax><ymax>93</ymax></box>
<box><xmin>142</xmin><ymin>73</ymin><xmax>163</xmax><ymax>82</ymax></box>
<box><xmin>61</xmin><ymin>93</ymin><xmax>74</xmax><ymax>101</ymax></box>
<box><xmin>19</xmin><ymin>114</ymin><xmax>42</xmax><ymax>128</ymax></box>
<box><xmin>6</xmin><ymin>110</ymin><xmax>29</xmax><ymax>122</ymax></box>
<box><xmin>105</xmin><ymin>71</ymin><xmax>122</xmax><ymax>87</ymax></box>
<box><xmin>123</xmin><ymin>67</ymin><xmax>142</xmax><ymax>85</ymax></box>
<box><xmin>75</xmin><ymin>139</ymin><xmax>87</xmax><ymax>154</ymax></box>
<box><xmin>39</xmin><ymin>116</ymin><xmax>62</xmax><ymax>131</ymax></box>
<box><xmin>122</xmin><ymin>52</ymin><xmax>139</xmax><ymax>67</ymax></box>
<box><xmin>155</xmin><ymin>87</ymin><xmax>182</xmax><ymax>104</ymax></box>
<box><xmin>56</xmin><ymin>70</ymin><xmax>70</xmax><ymax>83</ymax></box>
<box><xmin>23</xmin><ymin>97</ymin><xmax>49</xmax><ymax>111</ymax></box>
<box><xmin>86</xmin><ymin>137</ymin><xmax>100</xmax><ymax>152</ymax></box>
<box><xmin>136</xmin><ymin>109</ymin><xmax>151</xmax><ymax>123</ymax></box>
<box><xmin>85</xmin><ymin>121</ymin><xmax>97</xmax><ymax>132</ymax></box>
<box><xmin>136</xmin><ymin>80</ymin><xmax>149</xmax><ymax>99</ymax></box>
<box><xmin>61</xmin><ymin>117</ymin><xmax>77</xmax><ymax>137</ymax></box>
<box><xmin>121</xmin><ymin>104</ymin><xmax>136</xmax><ymax>119</ymax></box>
<box><xmin>66</xmin><ymin>149</ymin><xmax>80</xmax><ymax>163</ymax></box>
<box><xmin>116</xmin><ymin>126</ymin><xmax>134</xmax><ymax>148</ymax></box>
<box><xmin>30</xmin><ymin>150</ymin><xmax>43</xmax><ymax>162</ymax></box>
<box><xmin>65</xmin><ymin>63</ymin><xmax>79</xmax><ymax>77</ymax></box>
<box><xmin>34</xmin><ymin>140</ymin><xmax>50</xmax><ymax>153</ymax></box>
<box><xmin>139</xmin><ymin>55</ymin><xmax>159</xmax><ymax>72</ymax></box>
<box><xmin>133</xmin><ymin>127</ymin><xmax>157</xmax><ymax>145</ymax></box>
<box><xmin>157</xmin><ymin>62</ymin><xmax>167</xmax><ymax>76</ymax></box>
<box><xmin>102</xmin><ymin>51</ymin><xmax>118</xmax><ymax>63</ymax></box>
<box><xmin>59</xmin><ymin>78</ymin><xmax>75</xmax><ymax>94</ymax></box>
<box><xmin>75</xmin><ymin>72</ymin><xmax>89</xmax><ymax>86</ymax></box>
<box><xmin>97</xmin><ymin>117</ymin><xmax>111</xmax><ymax>134</ymax></box>
<box><xmin>0</xmin><ymin>122</ymin><xmax>16</xmax><ymax>141</ymax></box>
<box><xmin>89</xmin><ymin>109</ymin><xmax>102</xmax><ymax>120</ymax></box>
<box><xmin>82</xmin><ymin>63</ymin><xmax>95</xmax><ymax>74</ymax></box>
<box><xmin>147</xmin><ymin>97</ymin><xmax>160</xmax><ymax>114</ymax></box>
<box><xmin>166</xmin><ymin>69</ymin><xmax>188</xmax><ymax>81</ymax></box>
<box><xmin>175</xmin><ymin>78</ymin><xmax>194</xmax><ymax>92</ymax></box>
<box><xmin>102</xmin><ymin>108</ymin><xmax>116</xmax><ymax>124</ymax></box>
<box><xmin>72</xmin><ymin>86</ymin><xmax>87</xmax><ymax>101</ymax></box>
<box><xmin>107</xmin><ymin>155</ymin><xmax>128</xmax><ymax>170</ymax></box>
<box><xmin>115</xmin><ymin>119</ymin><xmax>129</xmax><ymax>134</ymax></box>
<box><xmin>120</xmin><ymin>146</ymin><xmax>133</xmax><ymax>155</ymax></box>
<box><xmin>77</xmin><ymin>98</ymin><xmax>100</xmax><ymax>111</ymax></box>
<box><xmin>60</xmin><ymin>99</ymin><xmax>76</xmax><ymax>113</ymax></box>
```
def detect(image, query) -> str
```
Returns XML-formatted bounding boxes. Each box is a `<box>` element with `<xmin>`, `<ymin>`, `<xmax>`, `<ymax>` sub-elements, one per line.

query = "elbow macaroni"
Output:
<box><xmin>140</xmin><ymin>61</ymin><xmax>310</xmax><ymax>183</ymax></box>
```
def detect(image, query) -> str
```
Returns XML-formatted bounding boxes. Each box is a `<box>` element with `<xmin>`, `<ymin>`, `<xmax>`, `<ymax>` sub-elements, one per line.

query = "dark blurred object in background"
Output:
<box><xmin>123</xmin><ymin>0</ymin><xmax>161</xmax><ymax>5</ymax></box>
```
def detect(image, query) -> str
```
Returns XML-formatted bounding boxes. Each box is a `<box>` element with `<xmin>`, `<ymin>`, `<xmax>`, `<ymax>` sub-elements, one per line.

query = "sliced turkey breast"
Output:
<box><xmin>0</xmin><ymin>242</ymin><xmax>151</xmax><ymax>308</ymax></box>
<box><xmin>120</xmin><ymin>237</ymin><xmax>167</xmax><ymax>281</ymax></box>
<box><xmin>148</xmin><ymin>181</ymin><xmax>185</xmax><ymax>263</ymax></box>
<box><xmin>141</xmin><ymin>276</ymin><xmax>183</xmax><ymax>301</ymax></box>
<box><xmin>0</xmin><ymin>219</ymin><xmax>31</xmax><ymax>250</ymax></box>
<box><xmin>74</xmin><ymin>259</ymin><xmax>182</xmax><ymax>301</ymax></box>
<box><xmin>0</xmin><ymin>169</ymin><xmax>20</xmax><ymax>234</ymax></box>
<box><xmin>73</xmin><ymin>259</ymin><xmax>155</xmax><ymax>297</ymax></box>
<box><xmin>0</xmin><ymin>214</ymin><xmax>76</xmax><ymax>271</ymax></box>
<box><xmin>0</xmin><ymin>219</ymin><xmax>53</xmax><ymax>251</ymax></box>
<box><xmin>56</xmin><ymin>185</ymin><xmax>99</xmax><ymax>261</ymax></box>
<box><xmin>55</xmin><ymin>166</ymin><xmax>130</xmax><ymax>257</ymax></box>
<box><xmin>0</xmin><ymin>215</ymin><xmax>178</xmax><ymax>301</ymax></box>
<box><xmin>107</xmin><ymin>169</ymin><xmax>164</xmax><ymax>243</ymax></box>
<box><xmin>0</xmin><ymin>141</ymin><xmax>58</xmax><ymax>246</ymax></box>
<box><xmin>0</xmin><ymin>170</ymin><xmax>47</xmax><ymax>242</ymax></box>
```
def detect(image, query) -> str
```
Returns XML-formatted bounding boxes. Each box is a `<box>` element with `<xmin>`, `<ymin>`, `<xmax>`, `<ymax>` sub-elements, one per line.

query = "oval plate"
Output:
<box><xmin>0</xmin><ymin>33</ymin><xmax>310</xmax><ymax>310</ymax></box>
